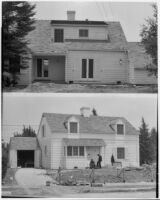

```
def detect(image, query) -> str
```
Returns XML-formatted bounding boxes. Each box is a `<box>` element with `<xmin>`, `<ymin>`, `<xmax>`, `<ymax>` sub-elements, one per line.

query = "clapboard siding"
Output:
<box><xmin>66</xmin><ymin>51</ymin><xmax>128</xmax><ymax>83</ymax></box>
<box><xmin>134</xmin><ymin>70</ymin><xmax>157</xmax><ymax>85</ymax></box>
<box><xmin>49</xmin><ymin>132</ymin><xmax>139</xmax><ymax>168</ymax></box>
<box><xmin>37</xmin><ymin>117</ymin><xmax>52</xmax><ymax>169</ymax></box>
<box><xmin>9</xmin><ymin>150</ymin><xmax>17</xmax><ymax>168</ymax></box>
<box><xmin>52</xmin><ymin>26</ymin><xmax>108</xmax><ymax>41</ymax></box>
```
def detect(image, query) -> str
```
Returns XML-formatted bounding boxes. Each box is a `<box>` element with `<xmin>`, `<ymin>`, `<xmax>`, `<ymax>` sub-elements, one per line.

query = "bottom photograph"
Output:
<box><xmin>2</xmin><ymin>94</ymin><xmax>157</xmax><ymax>198</ymax></box>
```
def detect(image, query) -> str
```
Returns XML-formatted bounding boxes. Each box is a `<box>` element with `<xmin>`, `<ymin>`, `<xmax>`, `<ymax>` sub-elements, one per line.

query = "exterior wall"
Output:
<box><xmin>33</xmin><ymin>56</ymin><xmax>65</xmax><ymax>81</ymax></box>
<box><xmin>51</xmin><ymin>25</ymin><xmax>108</xmax><ymax>41</ymax></box>
<box><xmin>9</xmin><ymin>150</ymin><xmax>17</xmax><ymax>168</ymax></box>
<box><xmin>134</xmin><ymin>70</ymin><xmax>157</xmax><ymax>85</ymax></box>
<box><xmin>49</xmin><ymin>131</ymin><xmax>139</xmax><ymax>169</ymax></box>
<box><xmin>18</xmin><ymin>54</ymin><xmax>32</xmax><ymax>85</ymax></box>
<box><xmin>66</xmin><ymin>51</ymin><xmax>129</xmax><ymax>83</ymax></box>
<box><xmin>34</xmin><ymin>149</ymin><xmax>41</xmax><ymax>168</ymax></box>
<box><xmin>37</xmin><ymin>117</ymin><xmax>52</xmax><ymax>169</ymax></box>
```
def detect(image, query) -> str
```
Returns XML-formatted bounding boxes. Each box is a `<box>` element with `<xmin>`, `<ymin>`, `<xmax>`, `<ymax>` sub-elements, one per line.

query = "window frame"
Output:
<box><xmin>67</xmin><ymin>146</ymin><xmax>85</xmax><ymax>157</ymax></box>
<box><xmin>69</xmin><ymin>122</ymin><xmax>78</xmax><ymax>134</ymax></box>
<box><xmin>79</xmin><ymin>29</ymin><xmax>88</xmax><ymax>37</ymax></box>
<box><xmin>117</xmin><ymin>147</ymin><xmax>125</xmax><ymax>159</ymax></box>
<box><xmin>116</xmin><ymin>124</ymin><xmax>125</xmax><ymax>135</ymax></box>
<box><xmin>54</xmin><ymin>29</ymin><xmax>64</xmax><ymax>43</ymax></box>
<box><xmin>81</xmin><ymin>58</ymin><xmax>94</xmax><ymax>79</ymax></box>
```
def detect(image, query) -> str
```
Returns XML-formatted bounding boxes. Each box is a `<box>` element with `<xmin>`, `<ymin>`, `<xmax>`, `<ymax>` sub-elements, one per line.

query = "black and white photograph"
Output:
<box><xmin>1</xmin><ymin>0</ymin><xmax>158</xmax><ymax>199</ymax></box>
<box><xmin>2</xmin><ymin>94</ymin><xmax>157</xmax><ymax>198</ymax></box>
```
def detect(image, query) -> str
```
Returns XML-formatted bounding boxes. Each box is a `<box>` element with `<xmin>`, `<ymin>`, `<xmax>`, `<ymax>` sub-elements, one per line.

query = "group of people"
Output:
<box><xmin>89</xmin><ymin>154</ymin><xmax>102</xmax><ymax>169</ymax></box>
<box><xmin>89</xmin><ymin>154</ymin><xmax>115</xmax><ymax>169</ymax></box>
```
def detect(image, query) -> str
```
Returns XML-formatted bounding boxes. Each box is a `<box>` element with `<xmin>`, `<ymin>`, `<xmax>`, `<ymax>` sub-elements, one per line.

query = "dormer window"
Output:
<box><xmin>79</xmin><ymin>29</ymin><xmax>88</xmax><ymax>37</ymax></box>
<box><xmin>70</xmin><ymin>122</ymin><xmax>78</xmax><ymax>133</ymax></box>
<box><xmin>117</xmin><ymin>124</ymin><xmax>124</xmax><ymax>135</ymax></box>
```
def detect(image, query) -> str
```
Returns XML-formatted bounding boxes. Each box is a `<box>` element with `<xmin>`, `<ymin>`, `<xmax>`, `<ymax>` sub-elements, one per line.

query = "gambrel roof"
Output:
<box><xmin>26</xmin><ymin>20</ymin><xmax>128</xmax><ymax>55</ymax></box>
<box><xmin>42</xmin><ymin>113</ymin><xmax>139</xmax><ymax>135</ymax></box>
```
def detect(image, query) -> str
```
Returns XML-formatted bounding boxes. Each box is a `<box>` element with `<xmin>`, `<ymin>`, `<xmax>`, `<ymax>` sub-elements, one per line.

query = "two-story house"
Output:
<box><xmin>9</xmin><ymin>107</ymin><xmax>140</xmax><ymax>169</ymax></box>
<box><xmin>17</xmin><ymin>10</ymin><xmax>133</xmax><ymax>85</ymax></box>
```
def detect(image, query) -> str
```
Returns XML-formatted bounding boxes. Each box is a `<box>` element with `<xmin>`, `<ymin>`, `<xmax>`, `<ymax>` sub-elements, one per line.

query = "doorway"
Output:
<box><xmin>17</xmin><ymin>150</ymin><xmax>34</xmax><ymax>168</ymax></box>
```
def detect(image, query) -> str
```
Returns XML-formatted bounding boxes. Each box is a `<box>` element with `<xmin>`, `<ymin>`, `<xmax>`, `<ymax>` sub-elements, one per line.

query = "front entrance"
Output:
<box><xmin>34</xmin><ymin>56</ymin><xmax>65</xmax><ymax>82</ymax></box>
<box><xmin>86</xmin><ymin>146</ymin><xmax>100</xmax><ymax>165</ymax></box>
<box><xmin>17</xmin><ymin>150</ymin><xmax>34</xmax><ymax>168</ymax></box>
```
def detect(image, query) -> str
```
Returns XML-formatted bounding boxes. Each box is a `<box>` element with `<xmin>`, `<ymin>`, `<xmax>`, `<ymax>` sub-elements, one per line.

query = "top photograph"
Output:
<box><xmin>2</xmin><ymin>1</ymin><xmax>157</xmax><ymax>93</ymax></box>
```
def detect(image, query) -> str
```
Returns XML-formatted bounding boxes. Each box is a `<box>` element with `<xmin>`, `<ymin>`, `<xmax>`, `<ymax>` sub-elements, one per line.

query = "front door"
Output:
<box><xmin>86</xmin><ymin>146</ymin><xmax>100</xmax><ymax>164</ymax></box>
<box><xmin>82</xmin><ymin>59</ymin><xmax>94</xmax><ymax>80</ymax></box>
<box><xmin>37</xmin><ymin>58</ymin><xmax>49</xmax><ymax>78</ymax></box>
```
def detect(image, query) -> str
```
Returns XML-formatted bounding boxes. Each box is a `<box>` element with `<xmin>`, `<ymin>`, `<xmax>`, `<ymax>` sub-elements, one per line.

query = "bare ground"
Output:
<box><xmin>3</xmin><ymin>82</ymin><xmax>158</xmax><ymax>93</ymax></box>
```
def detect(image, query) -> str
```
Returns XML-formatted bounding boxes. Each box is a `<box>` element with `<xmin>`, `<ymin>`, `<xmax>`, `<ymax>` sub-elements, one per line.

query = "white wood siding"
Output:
<box><xmin>37</xmin><ymin>117</ymin><xmax>52</xmax><ymax>169</ymax></box>
<box><xmin>52</xmin><ymin>26</ymin><xmax>108</xmax><ymax>41</ymax></box>
<box><xmin>134</xmin><ymin>70</ymin><xmax>157</xmax><ymax>85</ymax></box>
<box><xmin>49</xmin><ymin>131</ymin><xmax>139</xmax><ymax>169</ymax></box>
<box><xmin>9</xmin><ymin>150</ymin><xmax>17</xmax><ymax>168</ymax></box>
<box><xmin>66</xmin><ymin>51</ymin><xmax>128</xmax><ymax>83</ymax></box>
<box><xmin>18</xmin><ymin>54</ymin><xmax>32</xmax><ymax>85</ymax></box>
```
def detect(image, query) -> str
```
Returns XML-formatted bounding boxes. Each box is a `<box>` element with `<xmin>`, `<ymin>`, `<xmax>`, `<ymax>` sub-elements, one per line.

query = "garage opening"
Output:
<box><xmin>17</xmin><ymin>150</ymin><xmax>34</xmax><ymax>168</ymax></box>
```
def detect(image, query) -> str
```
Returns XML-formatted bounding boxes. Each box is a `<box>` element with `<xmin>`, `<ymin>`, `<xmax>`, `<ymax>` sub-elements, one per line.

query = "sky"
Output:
<box><xmin>33</xmin><ymin>1</ymin><xmax>155</xmax><ymax>41</ymax></box>
<box><xmin>2</xmin><ymin>93</ymin><xmax>157</xmax><ymax>142</ymax></box>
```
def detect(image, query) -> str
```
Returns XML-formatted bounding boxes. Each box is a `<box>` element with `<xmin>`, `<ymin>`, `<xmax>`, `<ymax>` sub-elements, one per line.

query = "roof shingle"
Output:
<box><xmin>10</xmin><ymin>137</ymin><xmax>40</xmax><ymax>150</ymax></box>
<box><xmin>42</xmin><ymin>113</ymin><xmax>139</xmax><ymax>135</ymax></box>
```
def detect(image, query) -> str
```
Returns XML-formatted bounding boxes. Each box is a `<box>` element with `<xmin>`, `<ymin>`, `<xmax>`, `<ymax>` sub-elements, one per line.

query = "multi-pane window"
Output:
<box><xmin>54</xmin><ymin>29</ymin><xmax>64</xmax><ymax>42</ymax></box>
<box><xmin>117</xmin><ymin>147</ymin><xmax>125</xmax><ymax>159</ymax></box>
<box><xmin>70</xmin><ymin>122</ymin><xmax>78</xmax><ymax>133</ymax></box>
<box><xmin>79</xmin><ymin>29</ymin><xmax>88</xmax><ymax>37</ymax></box>
<box><xmin>81</xmin><ymin>59</ymin><xmax>94</xmax><ymax>79</ymax></box>
<box><xmin>117</xmin><ymin>124</ymin><xmax>124</xmax><ymax>135</ymax></box>
<box><xmin>67</xmin><ymin>146</ymin><xmax>84</xmax><ymax>157</ymax></box>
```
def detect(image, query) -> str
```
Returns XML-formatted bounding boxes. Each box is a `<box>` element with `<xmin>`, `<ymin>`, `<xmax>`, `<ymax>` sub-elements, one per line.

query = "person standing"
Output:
<box><xmin>97</xmin><ymin>154</ymin><xmax>102</xmax><ymax>168</ymax></box>
<box><xmin>111</xmin><ymin>154</ymin><xmax>115</xmax><ymax>166</ymax></box>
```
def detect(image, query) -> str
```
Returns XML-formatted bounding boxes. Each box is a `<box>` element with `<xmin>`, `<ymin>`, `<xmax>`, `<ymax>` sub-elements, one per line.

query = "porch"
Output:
<box><xmin>32</xmin><ymin>55</ymin><xmax>66</xmax><ymax>82</ymax></box>
<box><xmin>63</xmin><ymin>138</ymin><xmax>106</xmax><ymax>169</ymax></box>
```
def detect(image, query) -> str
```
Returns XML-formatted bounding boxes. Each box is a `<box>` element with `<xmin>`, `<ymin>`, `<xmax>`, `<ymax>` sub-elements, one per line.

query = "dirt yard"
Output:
<box><xmin>3</xmin><ymin>82</ymin><xmax>157</xmax><ymax>93</ymax></box>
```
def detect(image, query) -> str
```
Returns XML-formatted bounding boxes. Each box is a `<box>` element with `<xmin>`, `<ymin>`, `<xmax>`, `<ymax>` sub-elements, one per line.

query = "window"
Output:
<box><xmin>81</xmin><ymin>59</ymin><xmax>94</xmax><ymax>79</ymax></box>
<box><xmin>54</xmin><ymin>29</ymin><xmax>64</xmax><ymax>42</ymax></box>
<box><xmin>79</xmin><ymin>29</ymin><xmax>88</xmax><ymax>37</ymax></box>
<box><xmin>70</xmin><ymin>122</ymin><xmax>78</xmax><ymax>133</ymax></box>
<box><xmin>43</xmin><ymin>59</ymin><xmax>49</xmax><ymax>77</ymax></box>
<box><xmin>117</xmin><ymin>148</ymin><xmax>125</xmax><ymax>159</ymax></box>
<box><xmin>67</xmin><ymin>146</ymin><xmax>72</xmax><ymax>156</ymax></box>
<box><xmin>37</xmin><ymin>59</ymin><xmax>42</xmax><ymax>77</ymax></box>
<box><xmin>67</xmin><ymin>146</ymin><xmax>85</xmax><ymax>157</ymax></box>
<box><xmin>79</xmin><ymin>146</ymin><xmax>84</xmax><ymax>156</ymax></box>
<box><xmin>42</xmin><ymin>125</ymin><xmax>45</xmax><ymax>137</ymax></box>
<box><xmin>73</xmin><ymin>146</ymin><xmax>78</xmax><ymax>156</ymax></box>
<box><xmin>117</xmin><ymin>124</ymin><xmax>124</xmax><ymax>135</ymax></box>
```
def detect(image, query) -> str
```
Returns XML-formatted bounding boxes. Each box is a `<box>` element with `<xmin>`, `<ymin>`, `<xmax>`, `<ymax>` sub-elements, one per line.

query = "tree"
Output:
<box><xmin>140</xmin><ymin>4</ymin><xmax>157</xmax><ymax>77</ymax></box>
<box><xmin>139</xmin><ymin>118</ymin><xmax>152</xmax><ymax>165</ymax></box>
<box><xmin>14</xmin><ymin>125</ymin><xmax>36</xmax><ymax>137</ymax></box>
<box><xmin>92</xmin><ymin>108</ymin><xmax>98</xmax><ymax>116</ymax></box>
<box><xmin>150</xmin><ymin>128</ymin><xmax>157</xmax><ymax>163</ymax></box>
<box><xmin>2</xmin><ymin>1</ymin><xmax>36</xmax><ymax>86</ymax></box>
<box><xmin>2</xmin><ymin>141</ymin><xmax>9</xmax><ymax>180</ymax></box>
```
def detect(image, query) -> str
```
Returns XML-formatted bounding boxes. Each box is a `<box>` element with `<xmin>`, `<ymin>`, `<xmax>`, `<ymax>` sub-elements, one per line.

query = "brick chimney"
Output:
<box><xmin>67</xmin><ymin>11</ymin><xmax>76</xmax><ymax>21</ymax></box>
<box><xmin>80</xmin><ymin>107</ymin><xmax>90</xmax><ymax>117</ymax></box>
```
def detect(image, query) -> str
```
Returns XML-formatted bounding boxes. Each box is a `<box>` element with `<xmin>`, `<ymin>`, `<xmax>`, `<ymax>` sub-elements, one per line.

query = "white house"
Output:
<box><xmin>12</xmin><ymin>10</ymin><xmax>156</xmax><ymax>86</ymax></box>
<box><xmin>9</xmin><ymin>107</ymin><xmax>140</xmax><ymax>169</ymax></box>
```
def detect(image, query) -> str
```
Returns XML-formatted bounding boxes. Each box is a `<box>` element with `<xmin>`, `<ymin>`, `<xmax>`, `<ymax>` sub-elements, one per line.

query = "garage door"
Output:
<box><xmin>17</xmin><ymin>150</ymin><xmax>34</xmax><ymax>168</ymax></box>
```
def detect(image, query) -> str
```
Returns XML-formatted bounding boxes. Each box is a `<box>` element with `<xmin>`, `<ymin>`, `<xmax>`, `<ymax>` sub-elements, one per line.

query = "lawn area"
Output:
<box><xmin>3</xmin><ymin>82</ymin><xmax>158</xmax><ymax>93</ymax></box>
